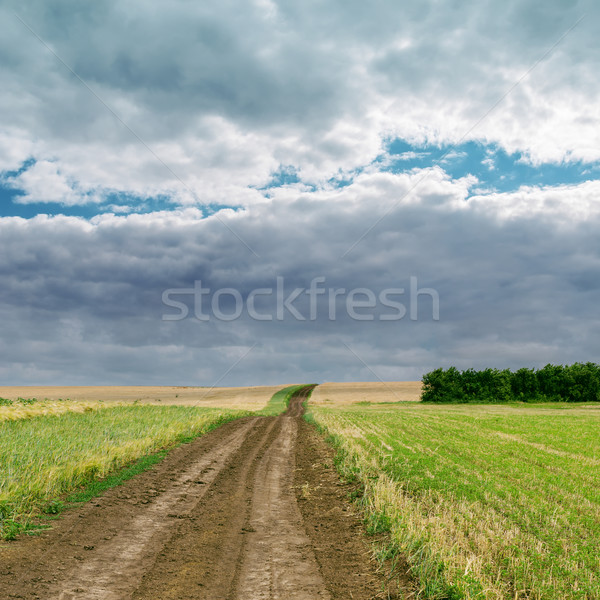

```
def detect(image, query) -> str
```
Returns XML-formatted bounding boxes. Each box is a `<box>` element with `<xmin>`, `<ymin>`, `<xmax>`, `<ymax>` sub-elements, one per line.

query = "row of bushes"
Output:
<box><xmin>421</xmin><ymin>363</ymin><xmax>600</xmax><ymax>403</ymax></box>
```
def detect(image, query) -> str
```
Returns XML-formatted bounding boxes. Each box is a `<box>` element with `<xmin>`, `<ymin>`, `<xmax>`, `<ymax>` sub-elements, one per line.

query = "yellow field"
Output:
<box><xmin>0</xmin><ymin>385</ymin><xmax>288</xmax><ymax>412</ymax></box>
<box><xmin>0</xmin><ymin>400</ymin><xmax>104</xmax><ymax>423</ymax></box>
<box><xmin>310</xmin><ymin>381</ymin><xmax>422</xmax><ymax>405</ymax></box>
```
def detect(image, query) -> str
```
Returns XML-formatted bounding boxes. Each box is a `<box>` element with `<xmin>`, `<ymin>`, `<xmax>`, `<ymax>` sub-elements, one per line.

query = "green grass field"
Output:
<box><xmin>0</xmin><ymin>404</ymin><xmax>248</xmax><ymax>540</ymax></box>
<box><xmin>308</xmin><ymin>401</ymin><xmax>600</xmax><ymax>599</ymax></box>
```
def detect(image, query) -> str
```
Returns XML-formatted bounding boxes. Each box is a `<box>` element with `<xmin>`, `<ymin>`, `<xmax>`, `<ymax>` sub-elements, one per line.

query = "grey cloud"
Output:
<box><xmin>7</xmin><ymin>0</ymin><xmax>353</xmax><ymax>136</ymax></box>
<box><xmin>2</xmin><ymin>176</ymin><xmax>600</xmax><ymax>384</ymax></box>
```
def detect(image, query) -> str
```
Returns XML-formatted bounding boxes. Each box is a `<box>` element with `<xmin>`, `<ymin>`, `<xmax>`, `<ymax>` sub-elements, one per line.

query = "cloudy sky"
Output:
<box><xmin>1</xmin><ymin>0</ymin><xmax>599</xmax><ymax>385</ymax></box>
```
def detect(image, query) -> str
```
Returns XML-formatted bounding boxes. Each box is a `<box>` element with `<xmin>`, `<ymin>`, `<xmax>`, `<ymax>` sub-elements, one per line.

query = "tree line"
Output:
<box><xmin>421</xmin><ymin>363</ymin><xmax>600</xmax><ymax>403</ymax></box>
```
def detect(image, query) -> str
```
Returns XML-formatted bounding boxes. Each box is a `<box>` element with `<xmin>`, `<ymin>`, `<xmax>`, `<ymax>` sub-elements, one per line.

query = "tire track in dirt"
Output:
<box><xmin>233</xmin><ymin>395</ymin><xmax>330</xmax><ymax>599</ymax></box>
<box><xmin>1</xmin><ymin>385</ymin><xmax>411</xmax><ymax>599</ymax></box>
<box><xmin>131</xmin><ymin>414</ymin><xmax>281</xmax><ymax>599</ymax></box>
<box><xmin>0</xmin><ymin>416</ymin><xmax>263</xmax><ymax>599</ymax></box>
<box><xmin>56</xmin><ymin>418</ymin><xmax>262</xmax><ymax>600</ymax></box>
<box><xmin>132</xmin><ymin>385</ymin><xmax>328</xmax><ymax>600</ymax></box>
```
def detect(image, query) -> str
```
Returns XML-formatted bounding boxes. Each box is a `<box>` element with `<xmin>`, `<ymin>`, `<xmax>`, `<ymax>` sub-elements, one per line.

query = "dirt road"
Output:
<box><xmin>0</xmin><ymin>386</ymin><xmax>410</xmax><ymax>599</ymax></box>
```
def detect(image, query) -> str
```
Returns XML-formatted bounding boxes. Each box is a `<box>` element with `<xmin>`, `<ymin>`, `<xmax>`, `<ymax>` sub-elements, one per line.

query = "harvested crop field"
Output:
<box><xmin>0</xmin><ymin>385</ymin><xmax>288</xmax><ymax>411</ymax></box>
<box><xmin>310</xmin><ymin>381</ymin><xmax>422</xmax><ymax>405</ymax></box>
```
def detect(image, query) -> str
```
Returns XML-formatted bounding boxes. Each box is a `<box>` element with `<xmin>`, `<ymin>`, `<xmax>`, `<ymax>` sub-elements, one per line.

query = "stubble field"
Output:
<box><xmin>0</xmin><ymin>384</ymin><xmax>286</xmax><ymax>411</ymax></box>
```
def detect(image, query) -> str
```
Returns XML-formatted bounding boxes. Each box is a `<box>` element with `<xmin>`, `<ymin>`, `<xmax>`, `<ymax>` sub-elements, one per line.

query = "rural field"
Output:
<box><xmin>0</xmin><ymin>384</ymin><xmax>286</xmax><ymax>410</ymax></box>
<box><xmin>0</xmin><ymin>384</ymin><xmax>295</xmax><ymax>540</ymax></box>
<box><xmin>308</xmin><ymin>399</ymin><xmax>600</xmax><ymax>599</ymax></box>
<box><xmin>1</xmin><ymin>382</ymin><xmax>599</xmax><ymax>599</ymax></box>
<box><xmin>0</xmin><ymin>384</ymin><xmax>406</xmax><ymax>600</ymax></box>
<box><xmin>311</xmin><ymin>381</ymin><xmax>422</xmax><ymax>405</ymax></box>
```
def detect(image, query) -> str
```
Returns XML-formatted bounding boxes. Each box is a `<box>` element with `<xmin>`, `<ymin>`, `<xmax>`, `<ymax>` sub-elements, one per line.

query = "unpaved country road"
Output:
<box><xmin>0</xmin><ymin>386</ymin><xmax>411</xmax><ymax>599</ymax></box>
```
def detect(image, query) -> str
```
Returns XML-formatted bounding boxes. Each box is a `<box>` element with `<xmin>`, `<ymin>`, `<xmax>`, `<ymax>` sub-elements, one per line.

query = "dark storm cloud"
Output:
<box><xmin>2</xmin><ymin>174</ymin><xmax>600</xmax><ymax>384</ymax></box>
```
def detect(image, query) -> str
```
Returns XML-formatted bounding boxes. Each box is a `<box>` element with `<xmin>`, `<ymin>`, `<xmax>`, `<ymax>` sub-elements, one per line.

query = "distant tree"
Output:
<box><xmin>421</xmin><ymin>363</ymin><xmax>600</xmax><ymax>403</ymax></box>
<box><xmin>511</xmin><ymin>368</ymin><xmax>539</xmax><ymax>401</ymax></box>
<box><xmin>422</xmin><ymin>367</ymin><xmax>463</xmax><ymax>403</ymax></box>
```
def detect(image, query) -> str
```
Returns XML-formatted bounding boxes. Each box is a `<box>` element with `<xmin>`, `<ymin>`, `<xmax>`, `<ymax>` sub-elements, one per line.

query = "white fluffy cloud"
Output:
<box><xmin>8</xmin><ymin>160</ymin><xmax>95</xmax><ymax>205</ymax></box>
<box><xmin>1</xmin><ymin>0</ymin><xmax>599</xmax><ymax>205</ymax></box>
<box><xmin>467</xmin><ymin>180</ymin><xmax>600</xmax><ymax>221</ymax></box>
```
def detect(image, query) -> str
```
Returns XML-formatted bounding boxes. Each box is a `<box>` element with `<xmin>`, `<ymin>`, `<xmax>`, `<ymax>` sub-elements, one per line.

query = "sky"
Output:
<box><xmin>1</xmin><ymin>0</ymin><xmax>600</xmax><ymax>385</ymax></box>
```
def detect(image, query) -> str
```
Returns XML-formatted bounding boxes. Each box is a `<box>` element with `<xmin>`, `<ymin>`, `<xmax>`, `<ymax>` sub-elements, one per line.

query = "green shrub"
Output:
<box><xmin>17</xmin><ymin>397</ymin><xmax>37</xmax><ymax>405</ymax></box>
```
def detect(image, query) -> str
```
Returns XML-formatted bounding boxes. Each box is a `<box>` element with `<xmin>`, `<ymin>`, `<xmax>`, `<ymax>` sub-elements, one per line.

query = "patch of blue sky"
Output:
<box><xmin>259</xmin><ymin>164</ymin><xmax>300</xmax><ymax>189</ymax></box>
<box><xmin>203</xmin><ymin>203</ymin><xmax>245</xmax><ymax>216</ymax></box>
<box><xmin>5</xmin><ymin>141</ymin><xmax>600</xmax><ymax>219</ymax></box>
<box><xmin>326</xmin><ymin>166</ymin><xmax>366</xmax><ymax>189</ymax></box>
<box><xmin>0</xmin><ymin>179</ymin><xmax>177</xmax><ymax>219</ymax></box>
<box><xmin>259</xmin><ymin>140</ymin><xmax>600</xmax><ymax>198</ymax></box>
<box><xmin>382</xmin><ymin>138</ymin><xmax>600</xmax><ymax>194</ymax></box>
<box><xmin>256</xmin><ymin>163</ymin><xmax>319</xmax><ymax>198</ymax></box>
